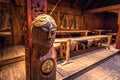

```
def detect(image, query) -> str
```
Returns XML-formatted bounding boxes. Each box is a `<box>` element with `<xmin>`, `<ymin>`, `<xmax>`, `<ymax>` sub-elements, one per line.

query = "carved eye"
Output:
<box><xmin>51</xmin><ymin>29</ymin><xmax>56</xmax><ymax>35</ymax></box>
<box><xmin>51</xmin><ymin>31</ymin><xmax>55</xmax><ymax>35</ymax></box>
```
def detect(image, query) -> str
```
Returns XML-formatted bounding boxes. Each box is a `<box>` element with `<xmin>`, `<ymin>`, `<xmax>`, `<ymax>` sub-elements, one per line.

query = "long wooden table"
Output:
<box><xmin>0</xmin><ymin>32</ymin><xmax>11</xmax><ymax>36</ymax></box>
<box><xmin>94</xmin><ymin>30</ymin><xmax>111</xmax><ymax>35</ymax></box>
<box><xmin>54</xmin><ymin>35</ymin><xmax>112</xmax><ymax>65</ymax></box>
<box><xmin>107</xmin><ymin>33</ymin><xmax>117</xmax><ymax>36</ymax></box>
<box><xmin>56</xmin><ymin>30</ymin><xmax>90</xmax><ymax>36</ymax></box>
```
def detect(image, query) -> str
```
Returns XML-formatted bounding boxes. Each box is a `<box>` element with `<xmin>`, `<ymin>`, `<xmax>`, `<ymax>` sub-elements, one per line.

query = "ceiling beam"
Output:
<box><xmin>84</xmin><ymin>0</ymin><xmax>92</xmax><ymax>9</ymax></box>
<box><xmin>92</xmin><ymin>0</ymin><xmax>99</xmax><ymax>9</ymax></box>
<box><xmin>85</xmin><ymin>4</ymin><xmax>120</xmax><ymax>13</ymax></box>
<box><xmin>100</xmin><ymin>0</ymin><xmax>110</xmax><ymax>7</ymax></box>
<box><xmin>72</xmin><ymin>0</ymin><xmax>79</xmax><ymax>8</ymax></box>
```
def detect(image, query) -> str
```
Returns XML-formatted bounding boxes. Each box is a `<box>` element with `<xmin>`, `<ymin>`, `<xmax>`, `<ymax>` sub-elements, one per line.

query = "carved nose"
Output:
<box><xmin>48</xmin><ymin>31</ymin><xmax>52</xmax><ymax>38</ymax></box>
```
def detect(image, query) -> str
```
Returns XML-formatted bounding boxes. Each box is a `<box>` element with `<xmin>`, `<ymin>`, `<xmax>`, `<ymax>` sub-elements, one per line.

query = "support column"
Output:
<box><xmin>25</xmin><ymin>0</ymin><xmax>49</xmax><ymax>80</ymax></box>
<box><xmin>116</xmin><ymin>11</ymin><xmax>120</xmax><ymax>49</ymax></box>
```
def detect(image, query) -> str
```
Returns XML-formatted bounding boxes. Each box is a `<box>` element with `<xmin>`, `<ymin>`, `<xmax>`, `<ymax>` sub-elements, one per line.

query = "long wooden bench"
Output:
<box><xmin>56</xmin><ymin>30</ymin><xmax>90</xmax><ymax>36</ymax></box>
<box><xmin>94</xmin><ymin>30</ymin><xmax>111</xmax><ymax>35</ymax></box>
<box><xmin>54</xmin><ymin>35</ymin><xmax>112</xmax><ymax>65</ymax></box>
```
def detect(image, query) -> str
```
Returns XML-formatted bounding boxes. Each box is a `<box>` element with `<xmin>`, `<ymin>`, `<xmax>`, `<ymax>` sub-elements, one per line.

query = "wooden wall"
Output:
<box><xmin>47</xmin><ymin>0</ymin><xmax>105</xmax><ymax>31</ymax></box>
<box><xmin>0</xmin><ymin>0</ymin><xmax>25</xmax><ymax>45</ymax></box>
<box><xmin>104</xmin><ymin>12</ymin><xmax>118</xmax><ymax>32</ymax></box>
<box><xmin>83</xmin><ymin>14</ymin><xmax>105</xmax><ymax>30</ymax></box>
<box><xmin>1</xmin><ymin>0</ymin><xmax>118</xmax><ymax>46</ymax></box>
<box><xmin>48</xmin><ymin>1</ymin><xmax>81</xmax><ymax>30</ymax></box>
<box><xmin>12</xmin><ymin>0</ymin><xmax>25</xmax><ymax>45</ymax></box>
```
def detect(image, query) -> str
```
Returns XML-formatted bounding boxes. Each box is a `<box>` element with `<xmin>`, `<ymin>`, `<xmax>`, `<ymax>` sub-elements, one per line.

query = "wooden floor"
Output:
<box><xmin>0</xmin><ymin>45</ymin><xmax>25</xmax><ymax>61</ymax></box>
<box><xmin>0</xmin><ymin>45</ymin><xmax>25</xmax><ymax>67</ymax></box>
<box><xmin>75</xmin><ymin>54</ymin><xmax>120</xmax><ymax>80</ymax></box>
<box><xmin>0</xmin><ymin>44</ymin><xmax>119</xmax><ymax>80</ymax></box>
<box><xmin>0</xmin><ymin>61</ymin><xmax>26</xmax><ymax>80</ymax></box>
<box><xmin>56</xmin><ymin>46</ymin><xmax>120</xmax><ymax>80</ymax></box>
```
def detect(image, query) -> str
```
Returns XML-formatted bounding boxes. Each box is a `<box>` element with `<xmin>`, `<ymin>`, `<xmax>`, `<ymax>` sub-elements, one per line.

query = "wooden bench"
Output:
<box><xmin>56</xmin><ymin>30</ymin><xmax>90</xmax><ymax>36</ymax></box>
<box><xmin>54</xmin><ymin>35</ymin><xmax>112</xmax><ymax>65</ymax></box>
<box><xmin>94</xmin><ymin>30</ymin><xmax>111</xmax><ymax>35</ymax></box>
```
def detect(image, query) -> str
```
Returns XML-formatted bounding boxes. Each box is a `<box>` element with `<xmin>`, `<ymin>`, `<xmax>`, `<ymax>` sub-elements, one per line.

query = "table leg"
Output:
<box><xmin>99</xmin><ymin>31</ymin><xmax>101</xmax><ymax>35</ymax></box>
<box><xmin>107</xmin><ymin>35</ymin><xmax>112</xmax><ymax>50</ymax></box>
<box><xmin>61</xmin><ymin>39</ymin><xmax>71</xmax><ymax>65</ymax></box>
<box><xmin>60</xmin><ymin>43</ymin><xmax>64</xmax><ymax>58</ymax></box>
<box><xmin>85</xmin><ymin>32</ymin><xmax>88</xmax><ymax>36</ymax></box>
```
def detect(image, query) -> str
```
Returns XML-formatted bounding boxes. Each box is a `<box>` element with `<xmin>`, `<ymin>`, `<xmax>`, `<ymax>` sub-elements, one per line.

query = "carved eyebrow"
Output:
<box><xmin>44</xmin><ymin>26</ymin><xmax>56</xmax><ymax>30</ymax></box>
<box><xmin>44</xmin><ymin>22</ymin><xmax>56</xmax><ymax>28</ymax></box>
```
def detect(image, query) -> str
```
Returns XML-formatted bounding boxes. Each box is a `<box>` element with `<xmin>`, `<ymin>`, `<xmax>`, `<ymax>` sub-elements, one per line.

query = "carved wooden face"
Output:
<box><xmin>32</xmin><ymin>22</ymin><xmax>56</xmax><ymax>48</ymax></box>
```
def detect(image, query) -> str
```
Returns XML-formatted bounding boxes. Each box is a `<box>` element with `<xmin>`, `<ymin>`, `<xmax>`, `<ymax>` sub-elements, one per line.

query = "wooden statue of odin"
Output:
<box><xmin>31</xmin><ymin>14</ymin><xmax>57</xmax><ymax>80</ymax></box>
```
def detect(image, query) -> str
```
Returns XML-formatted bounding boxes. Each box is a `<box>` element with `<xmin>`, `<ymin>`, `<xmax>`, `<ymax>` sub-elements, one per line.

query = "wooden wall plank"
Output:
<box><xmin>48</xmin><ymin>2</ymin><xmax>106</xmax><ymax>31</ymax></box>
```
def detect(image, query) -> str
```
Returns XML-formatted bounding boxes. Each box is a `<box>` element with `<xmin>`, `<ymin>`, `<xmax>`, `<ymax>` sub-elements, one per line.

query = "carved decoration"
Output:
<box><xmin>25</xmin><ymin>0</ymin><xmax>47</xmax><ymax>80</ymax></box>
<box><xmin>31</xmin><ymin>0</ymin><xmax>46</xmax><ymax>19</ymax></box>
<box><xmin>41</xmin><ymin>59</ymin><xmax>54</xmax><ymax>75</ymax></box>
<box><xmin>31</xmin><ymin>14</ymin><xmax>57</xmax><ymax>80</ymax></box>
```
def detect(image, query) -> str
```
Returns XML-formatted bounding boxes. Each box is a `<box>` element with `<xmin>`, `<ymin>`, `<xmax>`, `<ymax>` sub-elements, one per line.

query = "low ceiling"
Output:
<box><xmin>48</xmin><ymin>0</ymin><xmax>120</xmax><ymax>10</ymax></box>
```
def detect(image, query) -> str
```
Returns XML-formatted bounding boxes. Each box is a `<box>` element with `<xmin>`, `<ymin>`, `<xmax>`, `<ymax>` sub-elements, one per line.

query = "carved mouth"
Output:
<box><xmin>47</xmin><ymin>41</ymin><xmax>52</xmax><ymax>44</ymax></box>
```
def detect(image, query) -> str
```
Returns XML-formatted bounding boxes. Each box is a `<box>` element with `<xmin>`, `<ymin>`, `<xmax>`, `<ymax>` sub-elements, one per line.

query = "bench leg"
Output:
<box><xmin>60</xmin><ymin>43</ymin><xmax>64</xmax><ymax>58</ymax></box>
<box><xmin>61</xmin><ymin>39</ymin><xmax>71</xmax><ymax>65</ymax></box>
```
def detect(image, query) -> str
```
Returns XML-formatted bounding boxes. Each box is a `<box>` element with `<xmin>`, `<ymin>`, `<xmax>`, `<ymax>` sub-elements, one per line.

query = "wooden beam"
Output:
<box><xmin>85</xmin><ymin>4</ymin><xmax>120</xmax><ymax>13</ymax></box>
<box><xmin>91</xmin><ymin>0</ymin><xmax>99</xmax><ymax>9</ymax></box>
<box><xmin>100</xmin><ymin>0</ymin><xmax>112</xmax><ymax>7</ymax></box>
<box><xmin>84</xmin><ymin>0</ymin><xmax>92</xmax><ymax>9</ymax></box>
<box><xmin>108</xmin><ymin>10</ymin><xmax>118</xmax><ymax>13</ymax></box>
<box><xmin>72</xmin><ymin>0</ymin><xmax>79</xmax><ymax>8</ymax></box>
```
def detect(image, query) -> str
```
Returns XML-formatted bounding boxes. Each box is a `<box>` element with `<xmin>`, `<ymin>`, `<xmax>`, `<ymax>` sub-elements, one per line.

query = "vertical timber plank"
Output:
<box><xmin>116</xmin><ymin>11</ymin><xmax>120</xmax><ymax>49</ymax></box>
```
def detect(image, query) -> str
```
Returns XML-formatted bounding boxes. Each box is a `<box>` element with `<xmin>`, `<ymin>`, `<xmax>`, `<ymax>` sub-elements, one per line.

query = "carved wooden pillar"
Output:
<box><xmin>116</xmin><ymin>11</ymin><xmax>120</xmax><ymax>49</ymax></box>
<box><xmin>25</xmin><ymin>0</ymin><xmax>48</xmax><ymax>80</ymax></box>
<box><xmin>31</xmin><ymin>14</ymin><xmax>57</xmax><ymax>80</ymax></box>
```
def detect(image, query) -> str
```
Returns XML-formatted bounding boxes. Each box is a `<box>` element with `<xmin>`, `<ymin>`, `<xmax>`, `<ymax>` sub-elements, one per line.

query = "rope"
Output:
<box><xmin>50</xmin><ymin>0</ymin><xmax>61</xmax><ymax>15</ymax></box>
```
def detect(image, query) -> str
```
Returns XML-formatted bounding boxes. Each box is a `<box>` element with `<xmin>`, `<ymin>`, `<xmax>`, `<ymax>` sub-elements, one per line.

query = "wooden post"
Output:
<box><xmin>57</xmin><ymin>8</ymin><xmax>60</xmax><ymax>30</ymax></box>
<box><xmin>31</xmin><ymin>14</ymin><xmax>57</xmax><ymax>80</ymax></box>
<box><xmin>25</xmin><ymin>0</ymin><xmax>50</xmax><ymax>80</ymax></box>
<box><xmin>116</xmin><ymin>11</ymin><xmax>120</xmax><ymax>49</ymax></box>
<box><xmin>26</xmin><ymin>0</ymin><xmax>32</xmax><ymax>80</ymax></box>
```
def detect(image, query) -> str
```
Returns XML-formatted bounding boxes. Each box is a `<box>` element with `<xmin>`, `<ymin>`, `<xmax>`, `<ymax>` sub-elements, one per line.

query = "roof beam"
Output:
<box><xmin>85</xmin><ymin>4</ymin><xmax>120</xmax><ymax>13</ymax></box>
<box><xmin>92</xmin><ymin>0</ymin><xmax>99</xmax><ymax>9</ymax></box>
<box><xmin>72</xmin><ymin>0</ymin><xmax>79</xmax><ymax>8</ymax></box>
<box><xmin>100</xmin><ymin>0</ymin><xmax>110</xmax><ymax>7</ymax></box>
<box><xmin>84</xmin><ymin>0</ymin><xmax>92</xmax><ymax>9</ymax></box>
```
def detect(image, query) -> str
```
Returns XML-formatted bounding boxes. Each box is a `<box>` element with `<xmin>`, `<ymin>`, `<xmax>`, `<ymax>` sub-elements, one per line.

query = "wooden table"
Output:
<box><xmin>107</xmin><ymin>33</ymin><xmax>117</xmax><ymax>36</ymax></box>
<box><xmin>107</xmin><ymin>33</ymin><xmax>117</xmax><ymax>43</ymax></box>
<box><xmin>56</xmin><ymin>30</ymin><xmax>90</xmax><ymax>36</ymax></box>
<box><xmin>0</xmin><ymin>32</ymin><xmax>11</xmax><ymax>36</ymax></box>
<box><xmin>94</xmin><ymin>30</ymin><xmax>111</xmax><ymax>35</ymax></box>
<box><xmin>54</xmin><ymin>35</ymin><xmax>112</xmax><ymax>65</ymax></box>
